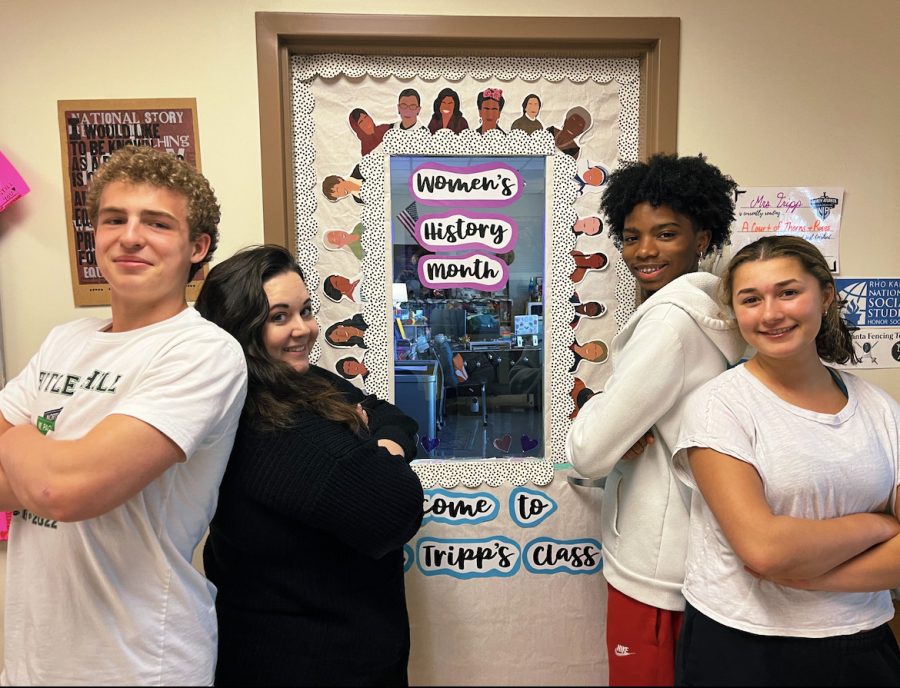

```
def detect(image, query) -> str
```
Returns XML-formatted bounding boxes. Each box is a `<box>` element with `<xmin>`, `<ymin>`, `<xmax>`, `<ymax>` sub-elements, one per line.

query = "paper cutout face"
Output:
<box><xmin>569</xmin><ymin>339</ymin><xmax>609</xmax><ymax>373</ymax></box>
<box><xmin>323</xmin><ymin>273</ymin><xmax>361</xmax><ymax>303</ymax></box>
<box><xmin>324</xmin><ymin>313</ymin><xmax>368</xmax><ymax>348</ymax></box>
<box><xmin>573</xmin><ymin>216</ymin><xmax>603</xmax><ymax>236</ymax></box>
<box><xmin>336</xmin><ymin>356</ymin><xmax>369</xmax><ymax>380</ymax></box>
<box><xmin>570</xmin><ymin>250</ymin><xmax>609</xmax><ymax>283</ymax></box>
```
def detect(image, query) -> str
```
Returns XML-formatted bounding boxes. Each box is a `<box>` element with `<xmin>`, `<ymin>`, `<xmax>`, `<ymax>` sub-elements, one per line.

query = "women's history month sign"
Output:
<box><xmin>410</xmin><ymin>160</ymin><xmax>521</xmax><ymax>293</ymax></box>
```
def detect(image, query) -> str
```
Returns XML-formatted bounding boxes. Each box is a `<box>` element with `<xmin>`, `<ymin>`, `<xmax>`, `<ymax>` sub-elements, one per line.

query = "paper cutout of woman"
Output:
<box><xmin>336</xmin><ymin>356</ymin><xmax>370</xmax><ymax>381</ymax></box>
<box><xmin>475</xmin><ymin>87</ymin><xmax>505</xmax><ymax>134</ymax></box>
<box><xmin>570</xmin><ymin>291</ymin><xmax>607</xmax><ymax>328</ymax></box>
<box><xmin>427</xmin><ymin>88</ymin><xmax>469</xmax><ymax>134</ymax></box>
<box><xmin>325</xmin><ymin>313</ymin><xmax>368</xmax><ymax>348</ymax></box>
<box><xmin>573</xmin><ymin>216</ymin><xmax>604</xmax><ymax>236</ymax></box>
<box><xmin>323</xmin><ymin>274</ymin><xmax>362</xmax><ymax>303</ymax></box>
<box><xmin>348</xmin><ymin>108</ymin><xmax>390</xmax><ymax>156</ymax></box>
<box><xmin>569</xmin><ymin>339</ymin><xmax>609</xmax><ymax>372</ymax></box>
<box><xmin>323</xmin><ymin>223</ymin><xmax>365</xmax><ymax>261</ymax></box>
<box><xmin>510</xmin><ymin>94</ymin><xmax>543</xmax><ymax>134</ymax></box>
<box><xmin>570</xmin><ymin>250</ymin><xmax>609</xmax><ymax>283</ymax></box>
<box><xmin>575</xmin><ymin>161</ymin><xmax>611</xmax><ymax>196</ymax></box>
<box><xmin>547</xmin><ymin>105</ymin><xmax>592</xmax><ymax>159</ymax></box>
<box><xmin>569</xmin><ymin>377</ymin><xmax>598</xmax><ymax>420</ymax></box>
<box><xmin>322</xmin><ymin>164</ymin><xmax>364</xmax><ymax>204</ymax></box>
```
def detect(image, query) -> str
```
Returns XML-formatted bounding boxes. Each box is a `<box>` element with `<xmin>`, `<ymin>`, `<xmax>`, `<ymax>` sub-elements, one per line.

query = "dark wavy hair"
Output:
<box><xmin>719</xmin><ymin>236</ymin><xmax>859</xmax><ymax>365</ymax></box>
<box><xmin>195</xmin><ymin>244</ymin><xmax>364</xmax><ymax>433</ymax></box>
<box><xmin>600</xmin><ymin>153</ymin><xmax>738</xmax><ymax>253</ymax></box>
<box><xmin>431</xmin><ymin>87</ymin><xmax>463</xmax><ymax>120</ymax></box>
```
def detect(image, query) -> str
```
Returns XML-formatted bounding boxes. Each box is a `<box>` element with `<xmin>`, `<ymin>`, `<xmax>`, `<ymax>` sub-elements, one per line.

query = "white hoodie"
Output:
<box><xmin>566</xmin><ymin>271</ymin><xmax>746</xmax><ymax>611</ymax></box>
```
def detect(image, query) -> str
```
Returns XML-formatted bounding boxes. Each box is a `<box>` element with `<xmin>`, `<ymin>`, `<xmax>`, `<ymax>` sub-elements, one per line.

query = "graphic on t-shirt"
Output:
<box><xmin>37</xmin><ymin>406</ymin><xmax>63</xmax><ymax>435</ymax></box>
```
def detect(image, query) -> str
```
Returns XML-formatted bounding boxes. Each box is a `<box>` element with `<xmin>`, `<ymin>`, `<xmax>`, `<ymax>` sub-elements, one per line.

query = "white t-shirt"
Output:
<box><xmin>0</xmin><ymin>308</ymin><xmax>247</xmax><ymax>685</ymax></box>
<box><xmin>673</xmin><ymin>364</ymin><xmax>900</xmax><ymax>638</ymax></box>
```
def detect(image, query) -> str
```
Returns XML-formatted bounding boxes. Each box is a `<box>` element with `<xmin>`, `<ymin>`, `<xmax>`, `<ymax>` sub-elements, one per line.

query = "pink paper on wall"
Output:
<box><xmin>0</xmin><ymin>150</ymin><xmax>30</xmax><ymax>213</ymax></box>
<box><xmin>0</xmin><ymin>511</ymin><xmax>11</xmax><ymax>541</ymax></box>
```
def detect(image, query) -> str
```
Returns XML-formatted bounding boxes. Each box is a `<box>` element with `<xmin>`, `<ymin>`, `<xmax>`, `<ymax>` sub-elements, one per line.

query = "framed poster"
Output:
<box><xmin>57</xmin><ymin>98</ymin><xmax>203</xmax><ymax>306</ymax></box>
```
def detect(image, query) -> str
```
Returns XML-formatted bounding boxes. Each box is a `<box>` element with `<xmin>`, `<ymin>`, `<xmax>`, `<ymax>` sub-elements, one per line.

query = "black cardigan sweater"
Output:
<box><xmin>204</xmin><ymin>366</ymin><xmax>424</xmax><ymax>686</ymax></box>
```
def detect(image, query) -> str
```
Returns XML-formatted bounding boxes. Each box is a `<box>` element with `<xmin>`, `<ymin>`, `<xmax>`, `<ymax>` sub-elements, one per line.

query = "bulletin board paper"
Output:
<box><xmin>405</xmin><ymin>469</ymin><xmax>607</xmax><ymax>685</ymax></box>
<box><xmin>57</xmin><ymin>98</ymin><xmax>203</xmax><ymax>306</ymax></box>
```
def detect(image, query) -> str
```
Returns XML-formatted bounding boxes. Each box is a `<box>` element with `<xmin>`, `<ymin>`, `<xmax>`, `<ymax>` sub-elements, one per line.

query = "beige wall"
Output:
<box><xmin>1</xmin><ymin>0</ymin><xmax>898</xmax><ymax>672</ymax></box>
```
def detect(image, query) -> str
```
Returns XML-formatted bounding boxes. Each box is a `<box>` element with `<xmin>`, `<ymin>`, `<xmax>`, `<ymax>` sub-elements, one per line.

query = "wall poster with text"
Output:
<box><xmin>57</xmin><ymin>98</ymin><xmax>202</xmax><ymax>306</ymax></box>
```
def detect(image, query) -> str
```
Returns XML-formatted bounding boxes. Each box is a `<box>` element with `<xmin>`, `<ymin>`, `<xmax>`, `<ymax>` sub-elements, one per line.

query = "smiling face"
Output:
<box><xmin>731</xmin><ymin>256</ymin><xmax>833</xmax><ymax>363</ymax></box>
<box><xmin>621</xmin><ymin>202</ymin><xmax>710</xmax><ymax>300</ymax></box>
<box><xmin>262</xmin><ymin>270</ymin><xmax>319</xmax><ymax>374</ymax></box>
<box><xmin>440</xmin><ymin>96</ymin><xmax>455</xmax><ymax>116</ymax></box>
<box><xmin>95</xmin><ymin>181</ymin><xmax>209</xmax><ymax>328</ymax></box>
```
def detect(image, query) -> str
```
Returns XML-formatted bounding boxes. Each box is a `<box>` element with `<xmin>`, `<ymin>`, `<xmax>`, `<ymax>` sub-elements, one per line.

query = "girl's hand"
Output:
<box><xmin>377</xmin><ymin>438</ymin><xmax>405</xmax><ymax>457</ymax></box>
<box><xmin>622</xmin><ymin>431</ymin><xmax>654</xmax><ymax>460</ymax></box>
<box><xmin>355</xmin><ymin>403</ymin><xmax>369</xmax><ymax>428</ymax></box>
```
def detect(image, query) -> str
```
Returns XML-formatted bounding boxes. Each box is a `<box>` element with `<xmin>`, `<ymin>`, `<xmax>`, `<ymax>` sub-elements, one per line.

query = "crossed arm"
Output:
<box><xmin>0</xmin><ymin>411</ymin><xmax>185</xmax><ymax>522</ymax></box>
<box><xmin>689</xmin><ymin>447</ymin><xmax>900</xmax><ymax>590</ymax></box>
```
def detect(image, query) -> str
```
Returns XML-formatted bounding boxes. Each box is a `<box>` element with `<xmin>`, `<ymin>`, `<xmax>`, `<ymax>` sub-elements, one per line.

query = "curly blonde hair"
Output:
<box><xmin>87</xmin><ymin>145</ymin><xmax>220</xmax><ymax>279</ymax></box>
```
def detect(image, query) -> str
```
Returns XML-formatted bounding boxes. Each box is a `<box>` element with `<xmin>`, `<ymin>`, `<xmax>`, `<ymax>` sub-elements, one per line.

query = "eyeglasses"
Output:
<box><xmin>398</xmin><ymin>104</ymin><xmax>421</xmax><ymax>112</ymax></box>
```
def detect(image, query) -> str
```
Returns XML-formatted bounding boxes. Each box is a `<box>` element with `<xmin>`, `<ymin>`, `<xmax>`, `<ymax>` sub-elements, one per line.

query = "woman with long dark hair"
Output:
<box><xmin>427</xmin><ymin>87</ymin><xmax>468</xmax><ymax>134</ymax></box>
<box><xmin>195</xmin><ymin>245</ymin><xmax>424</xmax><ymax>686</ymax></box>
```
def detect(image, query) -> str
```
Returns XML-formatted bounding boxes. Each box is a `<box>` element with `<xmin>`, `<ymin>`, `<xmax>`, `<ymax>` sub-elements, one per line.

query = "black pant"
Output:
<box><xmin>676</xmin><ymin>601</ymin><xmax>900</xmax><ymax>686</ymax></box>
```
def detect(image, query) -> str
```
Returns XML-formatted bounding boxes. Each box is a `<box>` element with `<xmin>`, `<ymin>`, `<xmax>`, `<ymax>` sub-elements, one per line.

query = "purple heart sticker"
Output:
<box><xmin>520</xmin><ymin>434</ymin><xmax>539</xmax><ymax>452</ymax></box>
<box><xmin>420</xmin><ymin>436</ymin><xmax>440</xmax><ymax>452</ymax></box>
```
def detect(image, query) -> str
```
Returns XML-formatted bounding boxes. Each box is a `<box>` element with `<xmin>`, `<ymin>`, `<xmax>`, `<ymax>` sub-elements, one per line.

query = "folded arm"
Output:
<box><xmin>0</xmin><ymin>414</ymin><xmax>185</xmax><ymax>522</ymax></box>
<box><xmin>690</xmin><ymin>447</ymin><xmax>900</xmax><ymax>580</ymax></box>
<box><xmin>566</xmin><ymin>321</ymin><xmax>685</xmax><ymax>478</ymax></box>
<box><xmin>0</xmin><ymin>414</ymin><xmax>24</xmax><ymax>510</ymax></box>
<box><xmin>755</xmin><ymin>485</ymin><xmax>900</xmax><ymax>592</ymax></box>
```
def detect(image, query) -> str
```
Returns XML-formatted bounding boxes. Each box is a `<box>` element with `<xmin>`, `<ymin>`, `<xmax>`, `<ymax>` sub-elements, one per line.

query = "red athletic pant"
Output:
<box><xmin>606</xmin><ymin>582</ymin><xmax>684</xmax><ymax>686</ymax></box>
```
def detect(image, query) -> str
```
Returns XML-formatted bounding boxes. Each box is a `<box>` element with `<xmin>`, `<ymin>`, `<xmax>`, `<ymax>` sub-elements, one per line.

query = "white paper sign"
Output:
<box><xmin>730</xmin><ymin>186</ymin><xmax>844</xmax><ymax>272</ymax></box>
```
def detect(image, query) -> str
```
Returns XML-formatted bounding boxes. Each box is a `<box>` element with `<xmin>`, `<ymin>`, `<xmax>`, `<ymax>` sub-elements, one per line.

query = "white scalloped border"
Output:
<box><xmin>412</xmin><ymin>458</ymin><xmax>556</xmax><ymax>488</ymax></box>
<box><xmin>294</xmin><ymin>53</ymin><xmax>639</xmax><ymax>85</ymax></box>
